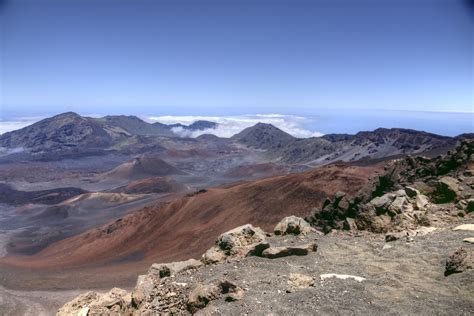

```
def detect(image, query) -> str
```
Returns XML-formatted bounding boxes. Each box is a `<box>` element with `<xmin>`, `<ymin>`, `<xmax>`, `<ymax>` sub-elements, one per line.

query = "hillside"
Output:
<box><xmin>231</xmin><ymin>125</ymin><xmax>459</xmax><ymax>164</ymax></box>
<box><xmin>56</xmin><ymin>140</ymin><xmax>474</xmax><ymax>316</ymax></box>
<box><xmin>104</xmin><ymin>156</ymin><xmax>184</xmax><ymax>180</ymax></box>
<box><xmin>1</xmin><ymin>162</ymin><xmax>382</xmax><ymax>269</ymax></box>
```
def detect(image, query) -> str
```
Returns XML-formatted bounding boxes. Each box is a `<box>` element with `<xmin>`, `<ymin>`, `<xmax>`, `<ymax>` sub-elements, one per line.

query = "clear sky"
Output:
<box><xmin>0</xmin><ymin>0</ymin><xmax>472</xmax><ymax>119</ymax></box>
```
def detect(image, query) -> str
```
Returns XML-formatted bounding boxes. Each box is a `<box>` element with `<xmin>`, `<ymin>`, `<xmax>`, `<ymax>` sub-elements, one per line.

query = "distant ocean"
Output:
<box><xmin>303</xmin><ymin>110</ymin><xmax>473</xmax><ymax>137</ymax></box>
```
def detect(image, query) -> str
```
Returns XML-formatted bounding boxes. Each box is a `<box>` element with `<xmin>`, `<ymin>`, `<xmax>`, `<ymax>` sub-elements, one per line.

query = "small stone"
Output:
<box><xmin>453</xmin><ymin>224</ymin><xmax>474</xmax><ymax>231</ymax></box>
<box><xmin>382</xmin><ymin>243</ymin><xmax>393</xmax><ymax>250</ymax></box>
<box><xmin>463</xmin><ymin>237</ymin><xmax>474</xmax><ymax>244</ymax></box>
<box><xmin>445</xmin><ymin>247</ymin><xmax>474</xmax><ymax>276</ymax></box>
<box><xmin>287</xmin><ymin>273</ymin><xmax>314</xmax><ymax>292</ymax></box>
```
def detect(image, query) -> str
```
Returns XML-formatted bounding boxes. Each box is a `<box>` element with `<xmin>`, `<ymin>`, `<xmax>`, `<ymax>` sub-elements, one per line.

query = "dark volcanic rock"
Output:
<box><xmin>445</xmin><ymin>247</ymin><xmax>474</xmax><ymax>276</ymax></box>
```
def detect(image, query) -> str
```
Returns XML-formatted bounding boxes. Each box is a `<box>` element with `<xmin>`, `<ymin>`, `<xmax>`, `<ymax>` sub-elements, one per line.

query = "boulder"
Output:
<box><xmin>370</xmin><ymin>193</ymin><xmax>395</xmax><ymax>211</ymax></box>
<box><xmin>261</xmin><ymin>243</ymin><xmax>317</xmax><ymax>259</ymax></box>
<box><xmin>274</xmin><ymin>216</ymin><xmax>314</xmax><ymax>236</ymax></box>
<box><xmin>343</xmin><ymin>218</ymin><xmax>358</xmax><ymax>231</ymax></box>
<box><xmin>218</xmin><ymin>279</ymin><xmax>245</xmax><ymax>302</ymax></box>
<box><xmin>432</xmin><ymin>177</ymin><xmax>459</xmax><ymax>203</ymax></box>
<box><xmin>453</xmin><ymin>224</ymin><xmax>474</xmax><ymax>231</ymax></box>
<box><xmin>57</xmin><ymin>292</ymin><xmax>100</xmax><ymax>316</ymax></box>
<box><xmin>202</xmin><ymin>247</ymin><xmax>227</xmax><ymax>264</ymax></box>
<box><xmin>415</xmin><ymin>194</ymin><xmax>430</xmax><ymax>211</ymax></box>
<box><xmin>131</xmin><ymin>274</ymin><xmax>157</xmax><ymax>307</ymax></box>
<box><xmin>148</xmin><ymin>259</ymin><xmax>203</xmax><ymax>277</ymax></box>
<box><xmin>463</xmin><ymin>237</ymin><xmax>474</xmax><ymax>244</ymax></box>
<box><xmin>385</xmin><ymin>231</ymin><xmax>407</xmax><ymax>242</ymax></box>
<box><xmin>287</xmin><ymin>273</ymin><xmax>314</xmax><ymax>293</ymax></box>
<box><xmin>466</xmin><ymin>199</ymin><xmax>474</xmax><ymax>212</ymax></box>
<box><xmin>186</xmin><ymin>284</ymin><xmax>220</xmax><ymax>313</ymax></box>
<box><xmin>387</xmin><ymin>196</ymin><xmax>408</xmax><ymax>217</ymax></box>
<box><xmin>186</xmin><ymin>279</ymin><xmax>243</xmax><ymax>313</ymax></box>
<box><xmin>445</xmin><ymin>247</ymin><xmax>474</xmax><ymax>276</ymax></box>
<box><xmin>368</xmin><ymin>214</ymin><xmax>392</xmax><ymax>233</ymax></box>
<box><xmin>405</xmin><ymin>186</ymin><xmax>420</xmax><ymax>198</ymax></box>
<box><xmin>58</xmin><ymin>288</ymin><xmax>131</xmax><ymax>315</ymax></box>
<box><xmin>202</xmin><ymin>224</ymin><xmax>267</xmax><ymax>263</ymax></box>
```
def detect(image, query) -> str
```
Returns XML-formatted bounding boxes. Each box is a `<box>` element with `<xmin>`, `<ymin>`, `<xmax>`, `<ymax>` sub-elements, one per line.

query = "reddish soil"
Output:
<box><xmin>1</xmin><ymin>162</ymin><xmax>383</xmax><ymax>274</ymax></box>
<box><xmin>113</xmin><ymin>177</ymin><xmax>184</xmax><ymax>194</ymax></box>
<box><xmin>223</xmin><ymin>163</ymin><xmax>288</xmax><ymax>179</ymax></box>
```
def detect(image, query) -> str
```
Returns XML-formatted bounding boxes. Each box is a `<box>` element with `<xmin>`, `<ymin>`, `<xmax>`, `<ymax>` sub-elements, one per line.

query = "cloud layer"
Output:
<box><xmin>0</xmin><ymin>117</ymin><xmax>45</xmax><ymax>135</ymax></box>
<box><xmin>145</xmin><ymin>114</ymin><xmax>323</xmax><ymax>138</ymax></box>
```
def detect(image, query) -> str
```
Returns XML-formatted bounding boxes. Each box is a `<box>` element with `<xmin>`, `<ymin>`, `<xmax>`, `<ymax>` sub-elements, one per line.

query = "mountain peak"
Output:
<box><xmin>52</xmin><ymin>111</ymin><xmax>83</xmax><ymax>119</ymax></box>
<box><xmin>231</xmin><ymin>122</ymin><xmax>295</xmax><ymax>150</ymax></box>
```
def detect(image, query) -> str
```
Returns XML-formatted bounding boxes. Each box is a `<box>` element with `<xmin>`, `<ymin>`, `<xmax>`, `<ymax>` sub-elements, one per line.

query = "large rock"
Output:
<box><xmin>453</xmin><ymin>224</ymin><xmax>474</xmax><ymax>231</ymax></box>
<box><xmin>202</xmin><ymin>224</ymin><xmax>267</xmax><ymax>263</ymax></box>
<box><xmin>445</xmin><ymin>247</ymin><xmax>474</xmax><ymax>276</ymax></box>
<box><xmin>58</xmin><ymin>288</ymin><xmax>131</xmax><ymax>316</ymax></box>
<box><xmin>186</xmin><ymin>279</ymin><xmax>243</xmax><ymax>313</ymax></box>
<box><xmin>274</xmin><ymin>215</ymin><xmax>314</xmax><ymax>236</ymax></box>
<box><xmin>415</xmin><ymin>194</ymin><xmax>430</xmax><ymax>211</ymax></box>
<box><xmin>432</xmin><ymin>177</ymin><xmax>459</xmax><ymax>203</ymax></box>
<box><xmin>186</xmin><ymin>284</ymin><xmax>220</xmax><ymax>313</ymax></box>
<box><xmin>369</xmin><ymin>193</ymin><xmax>395</xmax><ymax>211</ymax></box>
<box><xmin>148</xmin><ymin>258</ymin><xmax>203</xmax><ymax>277</ymax></box>
<box><xmin>466</xmin><ymin>199</ymin><xmax>474</xmax><ymax>212</ymax></box>
<box><xmin>405</xmin><ymin>186</ymin><xmax>420</xmax><ymax>198</ymax></box>
<box><xmin>387</xmin><ymin>196</ymin><xmax>409</xmax><ymax>217</ymax></box>
<box><xmin>261</xmin><ymin>243</ymin><xmax>317</xmax><ymax>259</ymax></box>
<box><xmin>131</xmin><ymin>274</ymin><xmax>158</xmax><ymax>307</ymax></box>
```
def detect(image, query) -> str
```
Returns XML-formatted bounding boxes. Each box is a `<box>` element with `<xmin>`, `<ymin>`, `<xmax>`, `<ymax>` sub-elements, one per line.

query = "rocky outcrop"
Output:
<box><xmin>308</xmin><ymin>140</ymin><xmax>474</xmax><ymax>234</ymax></box>
<box><xmin>187</xmin><ymin>280</ymin><xmax>244</xmax><ymax>313</ymax></box>
<box><xmin>274</xmin><ymin>216</ymin><xmax>314</xmax><ymax>236</ymax></box>
<box><xmin>201</xmin><ymin>224</ymin><xmax>268</xmax><ymax>264</ymax></box>
<box><xmin>57</xmin><ymin>288</ymin><xmax>130</xmax><ymax>316</ymax></box>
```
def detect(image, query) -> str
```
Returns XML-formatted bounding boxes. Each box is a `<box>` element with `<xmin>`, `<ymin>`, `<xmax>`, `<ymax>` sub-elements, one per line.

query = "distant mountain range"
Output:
<box><xmin>0</xmin><ymin>112</ymin><xmax>470</xmax><ymax>165</ymax></box>
<box><xmin>0</xmin><ymin>112</ymin><xmax>219</xmax><ymax>154</ymax></box>
<box><xmin>233</xmin><ymin>122</ymin><xmax>466</xmax><ymax>164</ymax></box>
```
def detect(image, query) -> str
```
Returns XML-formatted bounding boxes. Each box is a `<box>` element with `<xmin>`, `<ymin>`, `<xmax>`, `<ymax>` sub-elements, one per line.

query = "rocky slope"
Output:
<box><xmin>0</xmin><ymin>163</ymin><xmax>381</xmax><ymax>269</ymax></box>
<box><xmin>279</xmin><ymin>127</ymin><xmax>458</xmax><ymax>164</ymax></box>
<box><xmin>58</xmin><ymin>140</ymin><xmax>474</xmax><ymax>315</ymax></box>
<box><xmin>307</xmin><ymin>140</ymin><xmax>474</xmax><ymax>234</ymax></box>
<box><xmin>231</xmin><ymin>123</ymin><xmax>296</xmax><ymax>150</ymax></box>
<box><xmin>58</xmin><ymin>216</ymin><xmax>474</xmax><ymax>315</ymax></box>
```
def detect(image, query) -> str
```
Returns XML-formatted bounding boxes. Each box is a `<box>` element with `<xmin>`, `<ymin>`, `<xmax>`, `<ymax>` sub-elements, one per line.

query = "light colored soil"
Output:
<box><xmin>0</xmin><ymin>286</ymin><xmax>83</xmax><ymax>316</ymax></box>
<box><xmin>171</xmin><ymin>227</ymin><xmax>474</xmax><ymax>315</ymax></box>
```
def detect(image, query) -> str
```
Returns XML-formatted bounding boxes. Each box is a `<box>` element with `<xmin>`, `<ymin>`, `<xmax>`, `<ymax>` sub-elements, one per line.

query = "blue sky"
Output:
<box><xmin>0</xmin><ymin>0</ymin><xmax>472</xmax><ymax>133</ymax></box>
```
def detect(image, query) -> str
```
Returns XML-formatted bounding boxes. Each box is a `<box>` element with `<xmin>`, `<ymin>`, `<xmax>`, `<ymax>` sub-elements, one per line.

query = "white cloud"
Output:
<box><xmin>145</xmin><ymin>114</ymin><xmax>323</xmax><ymax>138</ymax></box>
<box><xmin>0</xmin><ymin>117</ymin><xmax>45</xmax><ymax>135</ymax></box>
